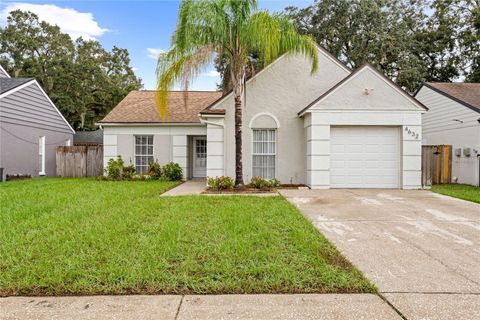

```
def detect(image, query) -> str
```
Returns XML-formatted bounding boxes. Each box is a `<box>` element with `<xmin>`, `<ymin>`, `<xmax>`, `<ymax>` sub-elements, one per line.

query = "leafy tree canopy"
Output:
<box><xmin>0</xmin><ymin>10</ymin><xmax>142</xmax><ymax>130</ymax></box>
<box><xmin>284</xmin><ymin>0</ymin><xmax>479</xmax><ymax>91</ymax></box>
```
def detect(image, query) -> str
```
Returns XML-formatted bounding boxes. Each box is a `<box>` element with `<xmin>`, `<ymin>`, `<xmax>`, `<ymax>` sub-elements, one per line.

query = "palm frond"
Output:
<box><xmin>243</xmin><ymin>11</ymin><xmax>318</xmax><ymax>73</ymax></box>
<box><xmin>155</xmin><ymin>45</ymin><xmax>216</xmax><ymax>118</ymax></box>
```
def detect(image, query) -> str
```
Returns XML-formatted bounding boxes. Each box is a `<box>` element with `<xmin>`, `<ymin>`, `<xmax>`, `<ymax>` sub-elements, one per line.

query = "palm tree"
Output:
<box><xmin>156</xmin><ymin>0</ymin><xmax>318</xmax><ymax>186</ymax></box>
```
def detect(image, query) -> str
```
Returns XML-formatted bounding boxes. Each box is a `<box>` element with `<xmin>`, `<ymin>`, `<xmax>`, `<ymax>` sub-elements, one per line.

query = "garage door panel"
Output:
<box><xmin>330</xmin><ymin>160</ymin><xmax>345</xmax><ymax>169</ymax></box>
<box><xmin>330</xmin><ymin>126</ymin><xmax>400</xmax><ymax>188</ymax></box>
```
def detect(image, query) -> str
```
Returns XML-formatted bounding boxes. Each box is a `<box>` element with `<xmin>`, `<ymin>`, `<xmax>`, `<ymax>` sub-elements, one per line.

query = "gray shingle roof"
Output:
<box><xmin>74</xmin><ymin>129</ymin><xmax>104</xmax><ymax>145</ymax></box>
<box><xmin>0</xmin><ymin>78</ymin><xmax>34</xmax><ymax>95</ymax></box>
<box><xmin>425</xmin><ymin>82</ymin><xmax>480</xmax><ymax>112</ymax></box>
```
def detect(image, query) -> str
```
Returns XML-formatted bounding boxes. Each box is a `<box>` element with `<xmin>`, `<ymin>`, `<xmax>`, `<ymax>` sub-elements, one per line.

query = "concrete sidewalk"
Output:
<box><xmin>161</xmin><ymin>179</ymin><xmax>206</xmax><ymax>196</ymax></box>
<box><xmin>0</xmin><ymin>294</ymin><xmax>402</xmax><ymax>320</ymax></box>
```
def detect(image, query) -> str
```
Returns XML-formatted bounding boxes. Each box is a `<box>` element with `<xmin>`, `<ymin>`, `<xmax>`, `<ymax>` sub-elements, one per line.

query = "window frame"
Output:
<box><xmin>39</xmin><ymin>136</ymin><xmax>45</xmax><ymax>175</ymax></box>
<box><xmin>251</xmin><ymin>129</ymin><xmax>277</xmax><ymax>180</ymax></box>
<box><xmin>134</xmin><ymin>135</ymin><xmax>154</xmax><ymax>174</ymax></box>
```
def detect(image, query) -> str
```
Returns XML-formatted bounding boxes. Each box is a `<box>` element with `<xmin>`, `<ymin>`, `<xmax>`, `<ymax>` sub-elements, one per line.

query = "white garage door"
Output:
<box><xmin>330</xmin><ymin>126</ymin><xmax>400</xmax><ymax>188</ymax></box>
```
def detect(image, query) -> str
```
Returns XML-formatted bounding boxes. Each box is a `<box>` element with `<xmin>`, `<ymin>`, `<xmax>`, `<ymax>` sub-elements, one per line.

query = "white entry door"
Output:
<box><xmin>193</xmin><ymin>137</ymin><xmax>207</xmax><ymax>178</ymax></box>
<box><xmin>330</xmin><ymin>126</ymin><xmax>400</xmax><ymax>188</ymax></box>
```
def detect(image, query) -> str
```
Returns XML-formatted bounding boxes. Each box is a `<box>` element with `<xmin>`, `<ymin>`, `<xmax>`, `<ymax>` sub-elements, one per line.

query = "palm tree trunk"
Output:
<box><xmin>234</xmin><ymin>94</ymin><xmax>244</xmax><ymax>186</ymax></box>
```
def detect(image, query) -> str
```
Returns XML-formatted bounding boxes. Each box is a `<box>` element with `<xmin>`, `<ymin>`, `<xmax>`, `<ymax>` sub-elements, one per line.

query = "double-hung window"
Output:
<box><xmin>252</xmin><ymin>129</ymin><xmax>276</xmax><ymax>179</ymax></box>
<box><xmin>135</xmin><ymin>135</ymin><xmax>153</xmax><ymax>174</ymax></box>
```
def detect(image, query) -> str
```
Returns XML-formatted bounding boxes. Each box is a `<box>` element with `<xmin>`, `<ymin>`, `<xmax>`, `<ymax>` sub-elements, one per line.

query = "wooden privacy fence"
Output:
<box><xmin>56</xmin><ymin>146</ymin><xmax>103</xmax><ymax>177</ymax></box>
<box><xmin>422</xmin><ymin>145</ymin><xmax>452</xmax><ymax>186</ymax></box>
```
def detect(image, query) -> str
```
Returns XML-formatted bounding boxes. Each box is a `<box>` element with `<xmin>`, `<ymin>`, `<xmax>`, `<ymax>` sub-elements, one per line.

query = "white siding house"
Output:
<box><xmin>100</xmin><ymin>46</ymin><xmax>427</xmax><ymax>189</ymax></box>
<box><xmin>415</xmin><ymin>83</ymin><xmax>480</xmax><ymax>186</ymax></box>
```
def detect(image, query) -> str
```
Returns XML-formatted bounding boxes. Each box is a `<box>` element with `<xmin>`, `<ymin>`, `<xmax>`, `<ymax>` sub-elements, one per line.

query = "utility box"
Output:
<box><xmin>463</xmin><ymin>147</ymin><xmax>472</xmax><ymax>157</ymax></box>
<box><xmin>455</xmin><ymin>148</ymin><xmax>462</xmax><ymax>157</ymax></box>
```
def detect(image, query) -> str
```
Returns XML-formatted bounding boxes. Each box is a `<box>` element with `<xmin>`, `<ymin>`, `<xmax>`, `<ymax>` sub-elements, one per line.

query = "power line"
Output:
<box><xmin>0</xmin><ymin>126</ymin><xmax>70</xmax><ymax>146</ymax></box>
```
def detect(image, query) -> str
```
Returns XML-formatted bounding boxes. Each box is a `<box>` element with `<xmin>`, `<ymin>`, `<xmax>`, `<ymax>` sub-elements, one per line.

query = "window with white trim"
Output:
<box><xmin>135</xmin><ymin>135</ymin><xmax>153</xmax><ymax>174</ymax></box>
<box><xmin>252</xmin><ymin>129</ymin><xmax>276</xmax><ymax>179</ymax></box>
<box><xmin>39</xmin><ymin>136</ymin><xmax>45</xmax><ymax>175</ymax></box>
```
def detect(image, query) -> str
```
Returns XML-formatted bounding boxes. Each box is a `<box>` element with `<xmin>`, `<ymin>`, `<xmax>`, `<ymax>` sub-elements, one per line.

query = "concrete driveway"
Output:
<box><xmin>280</xmin><ymin>189</ymin><xmax>480</xmax><ymax>320</ymax></box>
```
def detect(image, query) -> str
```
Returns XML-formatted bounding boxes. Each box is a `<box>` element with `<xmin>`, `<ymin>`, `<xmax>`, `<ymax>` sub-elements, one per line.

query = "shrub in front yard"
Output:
<box><xmin>105</xmin><ymin>156</ymin><xmax>125</xmax><ymax>180</ymax></box>
<box><xmin>123</xmin><ymin>164</ymin><xmax>136</xmax><ymax>180</ymax></box>
<box><xmin>269</xmin><ymin>178</ymin><xmax>280</xmax><ymax>188</ymax></box>
<box><xmin>148</xmin><ymin>161</ymin><xmax>163</xmax><ymax>179</ymax></box>
<box><xmin>208</xmin><ymin>176</ymin><xmax>235</xmax><ymax>190</ymax></box>
<box><xmin>163</xmin><ymin>162</ymin><xmax>183</xmax><ymax>181</ymax></box>
<box><xmin>250</xmin><ymin>176</ymin><xmax>281</xmax><ymax>190</ymax></box>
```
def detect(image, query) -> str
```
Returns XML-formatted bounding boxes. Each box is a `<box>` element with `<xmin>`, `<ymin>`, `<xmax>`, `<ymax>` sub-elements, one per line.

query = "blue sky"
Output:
<box><xmin>0</xmin><ymin>0</ymin><xmax>311</xmax><ymax>90</ymax></box>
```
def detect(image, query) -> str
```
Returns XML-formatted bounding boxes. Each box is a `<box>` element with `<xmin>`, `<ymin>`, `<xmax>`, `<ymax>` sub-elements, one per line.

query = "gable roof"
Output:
<box><xmin>0</xmin><ymin>65</ymin><xmax>10</xmax><ymax>78</ymax></box>
<box><xmin>298</xmin><ymin>63</ymin><xmax>428</xmax><ymax>116</ymax></box>
<box><xmin>417</xmin><ymin>82</ymin><xmax>480</xmax><ymax>113</ymax></box>
<box><xmin>99</xmin><ymin>90</ymin><xmax>223</xmax><ymax>124</ymax></box>
<box><xmin>202</xmin><ymin>44</ymin><xmax>351</xmax><ymax>112</ymax></box>
<box><xmin>0</xmin><ymin>78</ymin><xmax>75</xmax><ymax>134</ymax></box>
<box><xmin>0</xmin><ymin>77</ymin><xmax>34</xmax><ymax>95</ymax></box>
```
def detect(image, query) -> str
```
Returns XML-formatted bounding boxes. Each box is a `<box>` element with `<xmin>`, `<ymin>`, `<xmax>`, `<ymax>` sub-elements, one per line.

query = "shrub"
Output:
<box><xmin>123</xmin><ymin>164</ymin><xmax>136</xmax><ymax>180</ymax></box>
<box><xmin>163</xmin><ymin>162</ymin><xmax>183</xmax><ymax>181</ymax></box>
<box><xmin>250</xmin><ymin>176</ymin><xmax>280</xmax><ymax>190</ymax></box>
<box><xmin>250</xmin><ymin>176</ymin><xmax>271</xmax><ymax>189</ymax></box>
<box><xmin>207</xmin><ymin>176</ymin><xmax>235</xmax><ymax>190</ymax></box>
<box><xmin>105</xmin><ymin>156</ymin><xmax>124</xmax><ymax>180</ymax></box>
<box><xmin>269</xmin><ymin>178</ymin><xmax>280</xmax><ymax>188</ymax></box>
<box><xmin>148</xmin><ymin>161</ymin><xmax>163</xmax><ymax>179</ymax></box>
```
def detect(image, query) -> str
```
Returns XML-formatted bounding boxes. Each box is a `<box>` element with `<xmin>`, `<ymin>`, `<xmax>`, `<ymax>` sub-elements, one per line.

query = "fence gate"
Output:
<box><xmin>56</xmin><ymin>146</ymin><xmax>103</xmax><ymax>177</ymax></box>
<box><xmin>421</xmin><ymin>145</ymin><xmax>452</xmax><ymax>186</ymax></box>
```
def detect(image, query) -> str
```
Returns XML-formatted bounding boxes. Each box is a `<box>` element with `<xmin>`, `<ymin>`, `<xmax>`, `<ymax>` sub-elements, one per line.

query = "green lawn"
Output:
<box><xmin>0</xmin><ymin>178</ymin><xmax>374</xmax><ymax>296</ymax></box>
<box><xmin>431</xmin><ymin>184</ymin><xmax>480</xmax><ymax>204</ymax></box>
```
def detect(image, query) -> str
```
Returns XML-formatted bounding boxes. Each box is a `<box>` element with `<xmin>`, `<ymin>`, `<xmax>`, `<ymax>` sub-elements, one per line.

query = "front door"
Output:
<box><xmin>193</xmin><ymin>137</ymin><xmax>207</xmax><ymax>178</ymax></box>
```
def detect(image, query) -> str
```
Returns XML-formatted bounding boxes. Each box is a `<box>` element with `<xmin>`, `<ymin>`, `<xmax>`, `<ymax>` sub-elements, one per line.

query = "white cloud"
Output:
<box><xmin>202</xmin><ymin>70</ymin><xmax>220</xmax><ymax>77</ymax></box>
<box><xmin>0</xmin><ymin>3</ymin><xmax>108</xmax><ymax>40</ymax></box>
<box><xmin>147</xmin><ymin>48</ymin><xmax>165</xmax><ymax>59</ymax></box>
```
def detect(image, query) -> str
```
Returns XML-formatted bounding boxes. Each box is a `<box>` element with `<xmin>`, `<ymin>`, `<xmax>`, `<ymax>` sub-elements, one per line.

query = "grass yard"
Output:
<box><xmin>431</xmin><ymin>184</ymin><xmax>480</xmax><ymax>204</ymax></box>
<box><xmin>0</xmin><ymin>178</ymin><xmax>374</xmax><ymax>296</ymax></box>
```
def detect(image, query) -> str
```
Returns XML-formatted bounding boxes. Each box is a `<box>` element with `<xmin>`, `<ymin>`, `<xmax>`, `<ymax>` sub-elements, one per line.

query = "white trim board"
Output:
<box><xmin>0</xmin><ymin>80</ymin><xmax>75</xmax><ymax>134</ymax></box>
<box><xmin>0</xmin><ymin>65</ymin><xmax>11</xmax><ymax>78</ymax></box>
<box><xmin>207</xmin><ymin>46</ymin><xmax>351</xmax><ymax>111</ymax></box>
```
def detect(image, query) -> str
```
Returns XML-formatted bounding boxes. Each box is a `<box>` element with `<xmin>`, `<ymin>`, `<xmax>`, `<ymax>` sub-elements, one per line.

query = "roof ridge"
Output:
<box><xmin>298</xmin><ymin>63</ymin><xmax>428</xmax><ymax>115</ymax></box>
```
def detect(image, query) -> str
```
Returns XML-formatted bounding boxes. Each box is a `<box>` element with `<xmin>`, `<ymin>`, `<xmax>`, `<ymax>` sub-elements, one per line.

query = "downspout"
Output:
<box><xmin>198</xmin><ymin>116</ymin><xmax>225</xmax><ymax>128</ymax></box>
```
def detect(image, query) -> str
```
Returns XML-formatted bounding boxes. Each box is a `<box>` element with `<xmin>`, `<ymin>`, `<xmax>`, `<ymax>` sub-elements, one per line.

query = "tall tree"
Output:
<box><xmin>286</xmin><ymin>0</ymin><xmax>480</xmax><ymax>91</ymax></box>
<box><xmin>156</xmin><ymin>0</ymin><xmax>318</xmax><ymax>185</ymax></box>
<box><xmin>464</xmin><ymin>0</ymin><xmax>480</xmax><ymax>82</ymax></box>
<box><xmin>0</xmin><ymin>10</ymin><xmax>142</xmax><ymax>130</ymax></box>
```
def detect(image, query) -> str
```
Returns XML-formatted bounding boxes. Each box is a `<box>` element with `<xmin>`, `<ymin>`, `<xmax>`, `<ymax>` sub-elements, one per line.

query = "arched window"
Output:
<box><xmin>250</xmin><ymin>113</ymin><xmax>279</xmax><ymax>179</ymax></box>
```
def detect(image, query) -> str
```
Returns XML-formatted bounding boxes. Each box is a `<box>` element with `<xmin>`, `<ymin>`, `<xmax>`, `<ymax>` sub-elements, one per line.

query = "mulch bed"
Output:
<box><xmin>6</xmin><ymin>174</ymin><xmax>32</xmax><ymax>181</ymax></box>
<box><xmin>203</xmin><ymin>184</ymin><xmax>309</xmax><ymax>194</ymax></box>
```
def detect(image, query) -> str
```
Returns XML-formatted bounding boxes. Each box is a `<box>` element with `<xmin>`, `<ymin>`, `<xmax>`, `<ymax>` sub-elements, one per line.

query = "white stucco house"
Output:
<box><xmin>98</xmin><ymin>46</ymin><xmax>427</xmax><ymax>189</ymax></box>
<box><xmin>415</xmin><ymin>83</ymin><xmax>480</xmax><ymax>186</ymax></box>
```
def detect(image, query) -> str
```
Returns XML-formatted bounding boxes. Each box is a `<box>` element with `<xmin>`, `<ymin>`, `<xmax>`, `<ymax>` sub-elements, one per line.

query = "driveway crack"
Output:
<box><xmin>394</xmin><ymin>233</ymin><xmax>480</xmax><ymax>287</ymax></box>
<box><xmin>377</xmin><ymin>293</ymin><xmax>409</xmax><ymax>320</ymax></box>
<box><xmin>174</xmin><ymin>295</ymin><xmax>184</xmax><ymax>320</ymax></box>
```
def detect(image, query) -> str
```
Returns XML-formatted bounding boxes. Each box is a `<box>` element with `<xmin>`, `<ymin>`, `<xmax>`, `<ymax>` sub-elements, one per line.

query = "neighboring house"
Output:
<box><xmin>99</xmin><ymin>46</ymin><xmax>427</xmax><ymax>189</ymax></box>
<box><xmin>415</xmin><ymin>83</ymin><xmax>480</xmax><ymax>186</ymax></box>
<box><xmin>0</xmin><ymin>65</ymin><xmax>74</xmax><ymax>177</ymax></box>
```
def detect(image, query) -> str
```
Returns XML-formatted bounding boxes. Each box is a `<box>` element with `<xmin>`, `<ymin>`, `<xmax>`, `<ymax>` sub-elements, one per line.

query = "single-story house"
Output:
<box><xmin>415</xmin><ymin>83</ymin><xmax>480</xmax><ymax>186</ymax></box>
<box><xmin>99</xmin><ymin>46</ymin><xmax>427</xmax><ymax>189</ymax></box>
<box><xmin>0</xmin><ymin>65</ymin><xmax>74</xmax><ymax>178</ymax></box>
